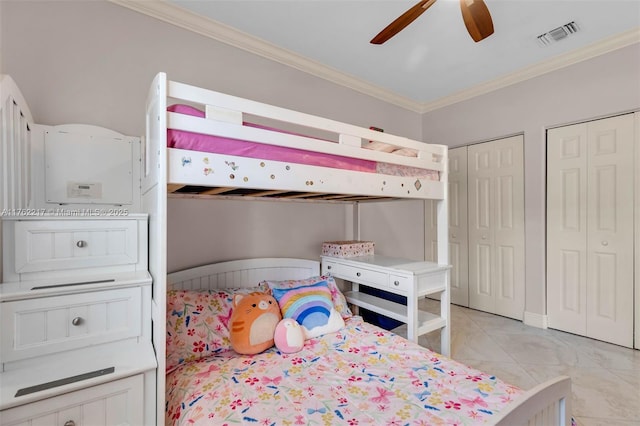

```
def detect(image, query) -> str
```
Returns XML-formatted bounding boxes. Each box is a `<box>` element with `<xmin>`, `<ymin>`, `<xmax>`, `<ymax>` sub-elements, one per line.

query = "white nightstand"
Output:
<box><xmin>322</xmin><ymin>254</ymin><xmax>451</xmax><ymax>356</ymax></box>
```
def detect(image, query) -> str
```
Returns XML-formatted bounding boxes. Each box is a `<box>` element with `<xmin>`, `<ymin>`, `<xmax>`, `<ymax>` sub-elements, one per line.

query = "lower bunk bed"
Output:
<box><xmin>165</xmin><ymin>257</ymin><xmax>572</xmax><ymax>426</ymax></box>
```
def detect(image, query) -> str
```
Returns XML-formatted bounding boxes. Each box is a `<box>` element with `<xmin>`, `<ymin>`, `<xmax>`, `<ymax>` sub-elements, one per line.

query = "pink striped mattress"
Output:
<box><xmin>167</xmin><ymin>104</ymin><xmax>438</xmax><ymax>179</ymax></box>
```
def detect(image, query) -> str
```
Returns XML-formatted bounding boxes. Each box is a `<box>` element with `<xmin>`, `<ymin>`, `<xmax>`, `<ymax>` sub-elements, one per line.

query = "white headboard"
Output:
<box><xmin>167</xmin><ymin>258</ymin><xmax>320</xmax><ymax>290</ymax></box>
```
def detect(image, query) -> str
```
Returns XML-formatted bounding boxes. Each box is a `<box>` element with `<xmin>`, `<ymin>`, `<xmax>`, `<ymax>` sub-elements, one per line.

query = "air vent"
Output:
<box><xmin>537</xmin><ymin>21</ymin><xmax>579</xmax><ymax>46</ymax></box>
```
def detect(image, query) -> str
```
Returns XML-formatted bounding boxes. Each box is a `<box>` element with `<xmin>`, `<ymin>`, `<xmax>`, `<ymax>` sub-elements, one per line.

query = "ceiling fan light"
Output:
<box><xmin>460</xmin><ymin>0</ymin><xmax>494</xmax><ymax>42</ymax></box>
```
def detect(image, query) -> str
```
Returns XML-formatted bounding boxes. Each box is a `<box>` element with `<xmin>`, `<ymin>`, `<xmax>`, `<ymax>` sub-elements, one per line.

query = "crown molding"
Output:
<box><xmin>110</xmin><ymin>0</ymin><xmax>639</xmax><ymax>115</ymax></box>
<box><xmin>109</xmin><ymin>0</ymin><xmax>423</xmax><ymax>112</ymax></box>
<box><xmin>420</xmin><ymin>28</ymin><xmax>640</xmax><ymax>113</ymax></box>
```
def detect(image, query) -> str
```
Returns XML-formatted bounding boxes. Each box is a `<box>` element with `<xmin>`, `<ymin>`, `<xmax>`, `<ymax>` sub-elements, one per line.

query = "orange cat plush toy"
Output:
<box><xmin>229</xmin><ymin>292</ymin><xmax>282</xmax><ymax>355</ymax></box>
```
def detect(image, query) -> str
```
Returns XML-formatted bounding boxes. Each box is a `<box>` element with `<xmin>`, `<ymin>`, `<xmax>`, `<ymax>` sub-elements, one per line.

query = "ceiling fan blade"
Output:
<box><xmin>370</xmin><ymin>0</ymin><xmax>437</xmax><ymax>45</ymax></box>
<box><xmin>460</xmin><ymin>0</ymin><xmax>494</xmax><ymax>42</ymax></box>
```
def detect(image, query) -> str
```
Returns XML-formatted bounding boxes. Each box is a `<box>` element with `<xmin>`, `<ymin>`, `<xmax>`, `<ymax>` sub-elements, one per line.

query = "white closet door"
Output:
<box><xmin>547</xmin><ymin>113</ymin><xmax>634</xmax><ymax>348</ymax></box>
<box><xmin>424</xmin><ymin>147</ymin><xmax>468</xmax><ymax>306</ymax></box>
<box><xmin>586</xmin><ymin>115</ymin><xmax>634</xmax><ymax>347</ymax></box>
<box><xmin>425</xmin><ymin>200</ymin><xmax>438</xmax><ymax>263</ymax></box>
<box><xmin>546</xmin><ymin>123</ymin><xmax>588</xmax><ymax>336</ymax></box>
<box><xmin>448</xmin><ymin>147</ymin><xmax>469</xmax><ymax>306</ymax></box>
<box><xmin>468</xmin><ymin>135</ymin><xmax>524</xmax><ymax>320</ymax></box>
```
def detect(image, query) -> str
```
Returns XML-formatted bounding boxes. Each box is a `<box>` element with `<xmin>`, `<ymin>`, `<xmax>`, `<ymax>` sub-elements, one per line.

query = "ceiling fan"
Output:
<box><xmin>370</xmin><ymin>0</ymin><xmax>494</xmax><ymax>45</ymax></box>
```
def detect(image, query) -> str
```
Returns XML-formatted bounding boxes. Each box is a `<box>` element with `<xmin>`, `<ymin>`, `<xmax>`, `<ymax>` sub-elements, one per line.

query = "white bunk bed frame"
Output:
<box><xmin>145</xmin><ymin>72</ymin><xmax>447</xmax><ymax>202</ymax></box>
<box><xmin>136</xmin><ymin>71</ymin><xmax>572</xmax><ymax>425</ymax></box>
<box><xmin>143</xmin><ymin>72</ymin><xmax>454</xmax><ymax>424</ymax></box>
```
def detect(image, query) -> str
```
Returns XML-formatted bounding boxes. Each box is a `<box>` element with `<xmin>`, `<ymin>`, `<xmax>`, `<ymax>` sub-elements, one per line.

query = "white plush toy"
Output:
<box><xmin>273</xmin><ymin>318</ymin><xmax>304</xmax><ymax>354</ymax></box>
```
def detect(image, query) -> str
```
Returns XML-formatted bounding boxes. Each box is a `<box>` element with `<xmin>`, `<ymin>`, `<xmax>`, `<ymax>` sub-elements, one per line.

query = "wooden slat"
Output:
<box><xmin>244</xmin><ymin>190</ymin><xmax>288</xmax><ymax>197</ymax></box>
<box><xmin>315</xmin><ymin>194</ymin><xmax>362</xmax><ymax>200</ymax></box>
<box><xmin>200</xmin><ymin>186</ymin><xmax>238</xmax><ymax>195</ymax></box>
<box><xmin>166</xmin><ymin>185</ymin><xmax>398</xmax><ymax>202</ymax></box>
<box><xmin>278</xmin><ymin>192</ymin><xmax>324</xmax><ymax>199</ymax></box>
<box><xmin>340</xmin><ymin>196</ymin><xmax>392</xmax><ymax>201</ymax></box>
<box><xmin>167</xmin><ymin>184</ymin><xmax>185</xmax><ymax>193</ymax></box>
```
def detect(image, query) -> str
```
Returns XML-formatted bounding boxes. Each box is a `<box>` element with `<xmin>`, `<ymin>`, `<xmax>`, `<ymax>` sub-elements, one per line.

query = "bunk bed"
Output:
<box><xmin>143</xmin><ymin>72</ymin><xmax>573</xmax><ymax>425</ymax></box>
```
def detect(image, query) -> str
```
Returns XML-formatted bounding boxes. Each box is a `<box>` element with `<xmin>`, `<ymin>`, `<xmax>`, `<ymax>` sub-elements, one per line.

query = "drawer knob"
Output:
<box><xmin>71</xmin><ymin>317</ymin><xmax>83</xmax><ymax>326</ymax></box>
<box><xmin>327</xmin><ymin>265</ymin><xmax>332</xmax><ymax>270</ymax></box>
<box><xmin>64</xmin><ymin>421</ymin><xmax>76</xmax><ymax>426</ymax></box>
<box><xmin>393</xmin><ymin>280</ymin><xmax>400</xmax><ymax>286</ymax></box>
<box><xmin>356</xmin><ymin>272</ymin><xmax>361</xmax><ymax>277</ymax></box>
<box><xmin>76</xmin><ymin>240</ymin><xmax>88</xmax><ymax>248</ymax></box>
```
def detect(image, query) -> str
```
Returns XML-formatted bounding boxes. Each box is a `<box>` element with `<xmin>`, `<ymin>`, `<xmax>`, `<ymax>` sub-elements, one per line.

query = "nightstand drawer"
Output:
<box><xmin>0</xmin><ymin>374</ymin><xmax>144</xmax><ymax>426</ymax></box>
<box><xmin>0</xmin><ymin>287</ymin><xmax>142</xmax><ymax>363</ymax></box>
<box><xmin>389</xmin><ymin>275</ymin><xmax>412</xmax><ymax>292</ymax></box>
<box><xmin>416</xmin><ymin>270</ymin><xmax>448</xmax><ymax>295</ymax></box>
<box><xmin>13</xmin><ymin>220</ymin><xmax>138</xmax><ymax>273</ymax></box>
<box><xmin>324</xmin><ymin>261</ymin><xmax>388</xmax><ymax>287</ymax></box>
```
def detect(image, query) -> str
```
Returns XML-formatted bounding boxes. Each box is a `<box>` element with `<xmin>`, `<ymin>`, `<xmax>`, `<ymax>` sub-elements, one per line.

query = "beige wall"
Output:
<box><xmin>166</xmin><ymin>198</ymin><xmax>348</xmax><ymax>272</ymax></box>
<box><xmin>421</xmin><ymin>45</ymin><xmax>640</xmax><ymax>317</ymax></box>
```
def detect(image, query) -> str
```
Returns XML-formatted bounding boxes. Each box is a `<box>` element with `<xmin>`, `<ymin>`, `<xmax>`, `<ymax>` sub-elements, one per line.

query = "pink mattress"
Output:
<box><xmin>167</xmin><ymin>104</ymin><xmax>438</xmax><ymax>179</ymax></box>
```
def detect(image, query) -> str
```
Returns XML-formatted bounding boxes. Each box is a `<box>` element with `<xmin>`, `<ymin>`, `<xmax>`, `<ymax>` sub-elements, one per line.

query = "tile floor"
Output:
<box><xmin>393</xmin><ymin>299</ymin><xmax>640</xmax><ymax>426</ymax></box>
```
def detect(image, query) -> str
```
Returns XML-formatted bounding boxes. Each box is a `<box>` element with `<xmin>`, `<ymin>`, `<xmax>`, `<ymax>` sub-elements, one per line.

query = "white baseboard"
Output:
<box><xmin>524</xmin><ymin>311</ymin><xmax>549</xmax><ymax>329</ymax></box>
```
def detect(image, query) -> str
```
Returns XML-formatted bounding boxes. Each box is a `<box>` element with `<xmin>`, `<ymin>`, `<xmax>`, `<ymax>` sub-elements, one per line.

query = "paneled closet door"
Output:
<box><xmin>586</xmin><ymin>115</ymin><xmax>634</xmax><ymax>346</ymax></box>
<box><xmin>468</xmin><ymin>135</ymin><xmax>524</xmax><ymax>320</ymax></box>
<box><xmin>547</xmin><ymin>114</ymin><xmax>635</xmax><ymax>348</ymax></box>
<box><xmin>424</xmin><ymin>147</ymin><xmax>468</xmax><ymax>306</ymax></box>
<box><xmin>448</xmin><ymin>147</ymin><xmax>469</xmax><ymax>307</ymax></box>
<box><xmin>546</xmin><ymin>123</ymin><xmax>588</xmax><ymax>336</ymax></box>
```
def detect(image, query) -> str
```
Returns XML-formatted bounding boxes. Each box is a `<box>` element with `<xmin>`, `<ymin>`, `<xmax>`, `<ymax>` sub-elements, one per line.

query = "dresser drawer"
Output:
<box><xmin>0</xmin><ymin>374</ymin><xmax>144</xmax><ymax>426</ymax></box>
<box><xmin>323</xmin><ymin>260</ymin><xmax>388</xmax><ymax>287</ymax></box>
<box><xmin>13</xmin><ymin>220</ymin><xmax>138</xmax><ymax>273</ymax></box>
<box><xmin>1</xmin><ymin>287</ymin><xmax>142</xmax><ymax>363</ymax></box>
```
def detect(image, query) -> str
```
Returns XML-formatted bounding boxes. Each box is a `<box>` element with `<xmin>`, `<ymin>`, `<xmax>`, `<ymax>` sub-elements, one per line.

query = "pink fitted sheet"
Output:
<box><xmin>167</xmin><ymin>104</ymin><xmax>439</xmax><ymax>179</ymax></box>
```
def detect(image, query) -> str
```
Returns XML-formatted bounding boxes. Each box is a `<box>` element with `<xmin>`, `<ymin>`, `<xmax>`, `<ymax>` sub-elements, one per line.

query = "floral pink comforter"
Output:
<box><xmin>166</xmin><ymin>317</ymin><xmax>522</xmax><ymax>425</ymax></box>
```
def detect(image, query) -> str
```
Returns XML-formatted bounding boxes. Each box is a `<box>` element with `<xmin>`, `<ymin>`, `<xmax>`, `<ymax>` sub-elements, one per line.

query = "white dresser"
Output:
<box><xmin>0</xmin><ymin>214</ymin><xmax>156</xmax><ymax>426</ymax></box>
<box><xmin>321</xmin><ymin>254</ymin><xmax>451</xmax><ymax>356</ymax></box>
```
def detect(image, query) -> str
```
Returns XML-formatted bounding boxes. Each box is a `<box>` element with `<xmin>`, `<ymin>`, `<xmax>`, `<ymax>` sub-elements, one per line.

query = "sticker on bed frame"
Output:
<box><xmin>203</xmin><ymin>168</ymin><xmax>213</xmax><ymax>176</ymax></box>
<box><xmin>225</xmin><ymin>161</ymin><xmax>239</xmax><ymax>171</ymax></box>
<box><xmin>181</xmin><ymin>157</ymin><xmax>192</xmax><ymax>167</ymax></box>
<box><xmin>414</xmin><ymin>179</ymin><xmax>422</xmax><ymax>190</ymax></box>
